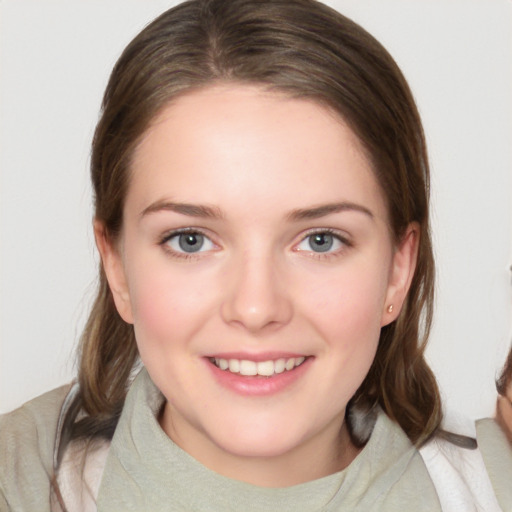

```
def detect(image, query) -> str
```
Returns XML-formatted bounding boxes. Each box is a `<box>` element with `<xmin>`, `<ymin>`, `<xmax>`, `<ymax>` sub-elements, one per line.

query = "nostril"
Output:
<box><xmin>220</xmin><ymin>287</ymin><xmax>293</xmax><ymax>332</ymax></box>
<box><xmin>218</xmin><ymin>255</ymin><xmax>294</xmax><ymax>332</ymax></box>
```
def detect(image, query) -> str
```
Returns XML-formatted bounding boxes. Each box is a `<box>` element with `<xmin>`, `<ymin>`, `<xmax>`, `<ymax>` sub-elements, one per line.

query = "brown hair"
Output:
<box><xmin>497</xmin><ymin>344</ymin><xmax>512</xmax><ymax>397</ymax></box>
<box><xmin>496</xmin><ymin>344</ymin><xmax>512</xmax><ymax>442</ymax></box>
<box><xmin>67</xmin><ymin>0</ymin><xmax>442</xmax><ymax>454</ymax></box>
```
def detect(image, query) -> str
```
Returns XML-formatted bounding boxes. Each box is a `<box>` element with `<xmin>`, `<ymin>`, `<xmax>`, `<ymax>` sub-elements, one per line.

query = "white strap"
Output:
<box><xmin>54</xmin><ymin>439</ymin><xmax>110</xmax><ymax>512</ymax></box>
<box><xmin>50</xmin><ymin>384</ymin><xmax>110</xmax><ymax>511</ymax></box>
<box><xmin>420</xmin><ymin>414</ymin><xmax>503</xmax><ymax>512</ymax></box>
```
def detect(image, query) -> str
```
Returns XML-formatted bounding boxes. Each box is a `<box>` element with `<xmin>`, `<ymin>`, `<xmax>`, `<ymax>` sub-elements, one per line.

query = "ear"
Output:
<box><xmin>94</xmin><ymin>220</ymin><xmax>134</xmax><ymax>324</ymax></box>
<box><xmin>381</xmin><ymin>223</ymin><xmax>419</xmax><ymax>326</ymax></box>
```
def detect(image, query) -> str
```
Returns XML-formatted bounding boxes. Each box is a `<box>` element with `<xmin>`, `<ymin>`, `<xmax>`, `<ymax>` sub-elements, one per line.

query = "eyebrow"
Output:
<box><xmin>287</xmin><ymin>202</ymin><xmax>374</xmax><ymax>221</ymax></box>
<box><xmin>140</xmin><ymin>200</ymin><xmax>373</xmax><ymax>222</ymax></box>
<box><xmin>140</xmin><ymin>200</ymin><xmax>224</xmax><ymax>220</ymax></box>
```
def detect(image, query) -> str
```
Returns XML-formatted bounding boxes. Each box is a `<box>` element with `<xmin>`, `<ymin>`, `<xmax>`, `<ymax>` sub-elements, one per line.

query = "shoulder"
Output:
<box><xmin>346</xmin><ymin>411</ymin><xmax>442</xmax><ymax>510</ymax></box>
<box><xmin>476</xmin><ymin>417</ymin><xmax>512</xmax><ymax>511</ymax></box>
<box><xmin>0</xmin><ymin>384</ymin><xmax>71</xmax><ymax>461</ymax></box>
<box><xmin>0</xmin><ymin>384</ymin><xmax>72</xmax><ymax>511</ymax></box>
<box><xmin>420</xmin><ymin>413</ymin><xmax>506</xmax><ymax>512</ymax></box>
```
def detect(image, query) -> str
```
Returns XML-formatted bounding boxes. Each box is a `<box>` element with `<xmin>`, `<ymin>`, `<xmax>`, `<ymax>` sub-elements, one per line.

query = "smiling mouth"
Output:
<box><xmin>209</xmin><ymin>356</ymin><xmax>307</xmax><ymax>377</ymax></box>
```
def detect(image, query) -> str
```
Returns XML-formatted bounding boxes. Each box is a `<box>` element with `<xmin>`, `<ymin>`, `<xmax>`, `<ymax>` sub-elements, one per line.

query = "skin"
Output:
<box><xmin>97</xmin><ymin>84</ymin><xmax>419</xmax><ymax>487</ymax></box>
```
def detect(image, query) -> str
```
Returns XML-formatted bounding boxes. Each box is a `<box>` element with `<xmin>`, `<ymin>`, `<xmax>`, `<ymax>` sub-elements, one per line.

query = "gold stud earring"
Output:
<box><xmin>387</xmin><ymin>304</ymin><xmax>394</xmax><ymax>313</ymax></box>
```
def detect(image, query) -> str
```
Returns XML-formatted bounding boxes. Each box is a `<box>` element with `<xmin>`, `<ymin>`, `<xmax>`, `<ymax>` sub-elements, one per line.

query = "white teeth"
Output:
<box><xmin>228</xmin><ymin>359</ymin><xmax>240</xmax><ymax>373</ymax></box>
<box><xmin>239</xmin><ymin>360</ymin><xmax>257</xmax><ymax>376</ymax></box>
<box><xmin>212</xmin><ymin>356</ymin><xmax>306</xmax><ymax>377</ymax></box>
<box><xmin>285</xmin><ymin>358</ymin><xmax>295</xmax><ymax>371</ymax></box>
<box><xmin>274</xmin><ymin>358</ymin><xmax>286</xmax><ymax>374</ymax></box>
<box><xmin>257</xmin><ymin>360</ymin><xmax>274</xmax><ymax>377</ymax></box>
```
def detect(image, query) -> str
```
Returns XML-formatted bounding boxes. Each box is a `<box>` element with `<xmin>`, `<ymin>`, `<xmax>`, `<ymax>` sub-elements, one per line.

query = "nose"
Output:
<box><xmin>220</xmin><ymin>252</ymin><xmax>293</xmax><ymax>333</ymax></box>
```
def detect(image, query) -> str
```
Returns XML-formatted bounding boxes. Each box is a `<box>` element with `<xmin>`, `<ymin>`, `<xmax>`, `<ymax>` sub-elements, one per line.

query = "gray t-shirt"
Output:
<box><xmin>4</xmin><ymin>370</ymin><xmax>511</xmax><ymax>511</ymax></box>
<box><xmin>1</xmin><ymin>369</ymin><xmax>444</xmax><ymax>511</ymax></box>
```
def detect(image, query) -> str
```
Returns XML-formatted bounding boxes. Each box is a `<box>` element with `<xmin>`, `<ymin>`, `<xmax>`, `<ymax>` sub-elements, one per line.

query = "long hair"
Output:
<box><xmin>65</xmin><ymin>0</ymin><xmax>441</xmax><ymax>457</ymax></box>
<box><xmin>497</xmin><ymin>345</ymin><xmax>512</xmax><ymax>397</ymax></box>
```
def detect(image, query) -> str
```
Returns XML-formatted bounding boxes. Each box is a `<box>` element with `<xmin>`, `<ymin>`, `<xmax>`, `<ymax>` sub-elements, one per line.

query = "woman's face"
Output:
<box><xmin>100</xmin><ymin>85</ymin><xmax>417</xmax><ymax>484</ymax></box>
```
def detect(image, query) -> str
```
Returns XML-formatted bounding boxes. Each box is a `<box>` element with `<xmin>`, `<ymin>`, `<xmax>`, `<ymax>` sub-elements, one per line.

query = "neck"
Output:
<box><xmin>160</xmin><ymin>406</ymin><xmax>361</xmax><ymax>487</ymax></box>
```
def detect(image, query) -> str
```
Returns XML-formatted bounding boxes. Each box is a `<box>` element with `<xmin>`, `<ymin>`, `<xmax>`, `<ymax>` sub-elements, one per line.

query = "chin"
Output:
<box><xmin>206</xmin><ymin>420</ymin><xmax>312</xmax><ymax>459</ymax></box>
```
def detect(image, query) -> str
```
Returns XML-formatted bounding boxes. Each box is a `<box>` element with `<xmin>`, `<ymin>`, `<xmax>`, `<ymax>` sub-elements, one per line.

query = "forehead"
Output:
<box><xmin>128</xmin><ymin>84</ymin><xmax>387</xmax><ymax>221</ymax></box>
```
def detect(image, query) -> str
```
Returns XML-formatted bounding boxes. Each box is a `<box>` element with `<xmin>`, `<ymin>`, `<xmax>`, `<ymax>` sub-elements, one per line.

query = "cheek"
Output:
<box><xmin>126</xmin><ymin>260</ymin><xmax>214</xmax><ymax>354</ymax></box>
<box><xmin>298</xmin><ymin>260</ymin><xmax>389</xmax><ymax>389</ymax></box>
<box><xmin>303</xmin><ymin>263</ymin><xmax>389</xmax><ymax>334</ymax></box>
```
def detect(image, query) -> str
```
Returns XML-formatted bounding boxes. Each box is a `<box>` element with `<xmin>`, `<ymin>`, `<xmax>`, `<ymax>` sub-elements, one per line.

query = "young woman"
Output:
<box><xmin>1</xmin><ymin>1</ymin><xmax>510</xmax><ymax>510</ymax></box>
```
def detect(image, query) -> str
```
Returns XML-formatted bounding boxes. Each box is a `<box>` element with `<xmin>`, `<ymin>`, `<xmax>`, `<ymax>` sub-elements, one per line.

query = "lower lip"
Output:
<box><xmin>205</xmin><ymin>357</ymin><xmax>312</xmax><ymax>396</ymax></box>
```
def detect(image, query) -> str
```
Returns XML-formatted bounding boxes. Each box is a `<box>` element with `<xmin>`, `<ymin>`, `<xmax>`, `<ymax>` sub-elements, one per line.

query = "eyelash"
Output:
<box><xmin>294</xmin><ymin>228</ymin><xmax>352</xmax><ymax>260</ymax></box>
<box><xmin>158</xmin><ymin>227</ymin><xmax>352</xmax><ymax>261</ymax></box>
<box><xmin>159</xmin><ymin>228</ymin><xmax>215</xmax><ymax>260</ymax></box>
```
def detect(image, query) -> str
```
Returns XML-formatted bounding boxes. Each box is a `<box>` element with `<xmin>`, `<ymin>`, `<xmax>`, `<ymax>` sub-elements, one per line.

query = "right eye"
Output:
<box><xmin>163</xmin><ymin>231</ymin><xmax>215</xmax><ymax>254</ymax></box>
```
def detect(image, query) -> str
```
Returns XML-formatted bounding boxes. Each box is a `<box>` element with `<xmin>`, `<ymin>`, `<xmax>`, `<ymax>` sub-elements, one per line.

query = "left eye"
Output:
<box><xmin>296</xmin><ymin>232</ymin><xmax>344</xmax><ymax>253</ymax></box>
<box><xmin>166</xmin><ymin>232</ymin><xmax>215</xmax><ymax>253</ymax></box>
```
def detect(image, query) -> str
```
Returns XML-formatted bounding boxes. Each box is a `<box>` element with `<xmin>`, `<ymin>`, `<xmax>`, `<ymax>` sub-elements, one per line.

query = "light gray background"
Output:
<box><xmin>1</xmin><ymin>0</ymin><xmax>511</xmax><ymax>419</ymax></box>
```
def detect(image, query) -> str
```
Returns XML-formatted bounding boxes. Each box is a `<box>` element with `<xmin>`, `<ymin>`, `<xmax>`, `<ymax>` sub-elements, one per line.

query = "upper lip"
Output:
<box><xmin>204</xmin><ymin>352</ymin><xmax>309</xmax><ymax>362</ymax></box>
